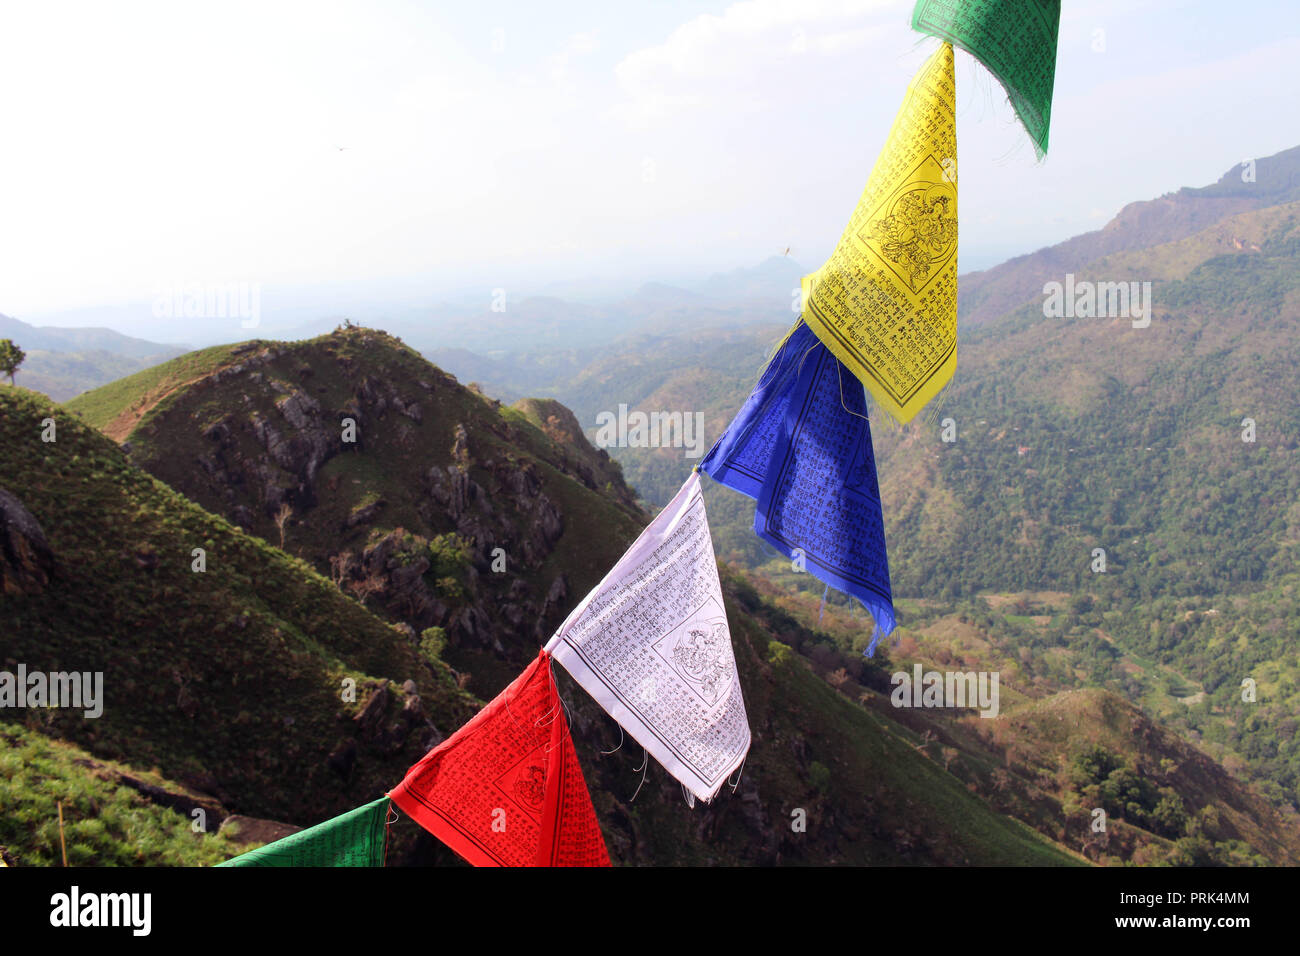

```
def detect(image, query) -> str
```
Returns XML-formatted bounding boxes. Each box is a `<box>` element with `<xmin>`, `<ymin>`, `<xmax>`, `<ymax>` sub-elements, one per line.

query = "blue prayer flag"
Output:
<box><xmin>700</xmin><ymin>322</ymin><xmax>896</xmax><ymax>655</ymax></box>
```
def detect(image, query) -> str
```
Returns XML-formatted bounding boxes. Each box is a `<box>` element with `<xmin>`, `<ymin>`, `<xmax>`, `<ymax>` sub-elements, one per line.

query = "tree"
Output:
<box><xmin>273</xmin><ymin>502</ymin><xmax>293</xmax><ymax>549</ymax></box>
<box><xmin>347</xmin><ymin>570</ymin><xmax>386</xmax><ymax>606</ymax></box>
<box><xmin>0</xmin><ymin>339</ymin><xmax>24</xmax><ymax>384</ymax></box>
<box><xmin>329</xmin><ymin>550</ymin><xmax>356</xmax><ymax>587</ymax></box>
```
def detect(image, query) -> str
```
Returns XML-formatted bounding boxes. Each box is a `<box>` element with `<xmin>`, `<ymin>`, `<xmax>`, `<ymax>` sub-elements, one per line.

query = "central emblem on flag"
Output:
<box><xmin>655</xmin><ymin>609</ymin><xmax>734</xmax><ymax>707</ymax></box>
<box><xmin>862</xmin><ymin>157</ymin><xmax>956</xmax><ymax>293</ymax></box>
<box><xmin>513</xmin><ymin>765</ymin><xmax>547</xmax><ymax>811</ymax></box>
<box><xmin>675</xmin><ymin>622</ymin><xmax>732</xmax><ymax>703</ymax></box>
<box><xmin>493</xmin><ymin>745</ymin><xmax>551</xmax><ymax>824</ymax></box>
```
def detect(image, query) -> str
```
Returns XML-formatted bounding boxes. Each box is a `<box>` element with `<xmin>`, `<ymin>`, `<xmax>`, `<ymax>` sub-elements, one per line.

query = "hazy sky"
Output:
<box><xmin>2</xmin><ymin>0</ymin><xmax>1298</xmax><ymax>321</ymax></box>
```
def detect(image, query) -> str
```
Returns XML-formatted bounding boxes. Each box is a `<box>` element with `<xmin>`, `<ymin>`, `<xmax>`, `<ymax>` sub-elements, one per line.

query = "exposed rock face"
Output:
<box><xmin>0</xmin><ymin>487</ymin><xmax>55</xmax><ymax>595</ymax></box>
<box><xmin>247</xmin><ymin>388</ymin><xmax>338</xmax><ymax>511</ymax></box>
<box><xmin>510</xmin><ymin>398</ymin><xmax>641</xmax><ymax>511</ymax></box>
<box><xmin>218</xmin><ymin>816</ymin><xmax>302</xmax><ymax>847</ymax></box>
<box><xmin>118</xmin><ymin>330</ymin><xmax>636</xmax><ymax>675</ymax></box>
<box><xmin>64</xmin><ymin>754</ymin><xmax>228</xmax><ymax>831</ymax></box>
<box><xmin>423</xmin><ymin>456</ymin><xmax>564</xmax><ymax>570</ymax></box>
<box><xmin>345</xmin><ymin>499</ymin><xmax>386</xmax><ymax>529</ymax></box>
<box><xmin>194</xmin><ymin>358</ymin><xmax>443</xmax><ymax>523</ymax></box>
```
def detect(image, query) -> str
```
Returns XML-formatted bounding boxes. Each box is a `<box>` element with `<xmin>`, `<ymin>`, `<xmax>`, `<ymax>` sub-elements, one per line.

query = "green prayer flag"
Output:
<box><xmin>911</xmin><ymin>0</ymin><xmax>1060</xmax><ymax>157</ymax></box>
<box><xmin>216</xmin><ymin>797</ymin><xmax>389</xmax><ymax>867</ymax></box>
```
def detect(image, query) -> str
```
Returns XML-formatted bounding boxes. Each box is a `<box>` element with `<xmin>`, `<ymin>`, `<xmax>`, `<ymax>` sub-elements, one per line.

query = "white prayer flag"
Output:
<box><xmin>544</xmin><ymin>472</ymin><xmax>751</xmax><ymax>803</ymax></box>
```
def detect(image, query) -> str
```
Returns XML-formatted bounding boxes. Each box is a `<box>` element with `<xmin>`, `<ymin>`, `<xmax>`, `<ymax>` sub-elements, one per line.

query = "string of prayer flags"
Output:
<box><xmin>700</xmin><ymin>321</ymin><xmax>896</xmax><ymax>655</ymax></box>
<box><xmin>800</xmin><ymin>41</ymin><xmax>957</xmax><ymax>425</ymax></box>
<box><xmin>388</xmin><ymin>649</ymin><xmax>610</xmax><ymax>867</ymax></box>
<box><xmin>545</xmin><ymin>472</ymin><xmax>750</xmax><ymax>803</ymax></box>
<box><xmin>215</xmin><ymin>796</ymin><xmax>390</xmax><ymax>867</ymax></box>
<box><xmin>911</xmin><ymin>0</ymin><xmax>1060</xmax><ymax>158</ymax></box>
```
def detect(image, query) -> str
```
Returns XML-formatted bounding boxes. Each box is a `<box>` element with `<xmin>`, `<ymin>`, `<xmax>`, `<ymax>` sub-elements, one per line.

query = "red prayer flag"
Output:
<box><xmin>389</xmin><ymin>649</ymin><xmax>610</xmax><ymax>867</ymax></box>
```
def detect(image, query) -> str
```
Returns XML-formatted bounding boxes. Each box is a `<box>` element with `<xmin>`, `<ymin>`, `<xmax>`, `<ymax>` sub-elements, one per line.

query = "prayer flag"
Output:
<box><xmin>545</xmin><ymin>473</ymin><xmax>750</xmax><ymax>803</ymax></box>
<box><xmin>389</xmin><ymin>649</ymin><xmax>609</xmax><ymax>867</ymax></box>
<box><xmin>215</xmin><ymin>797</ymin><xmax>389</xmax><ymax>867</ymax></box>
<box><xmin>912</xmin><ymin>0</ymin><xmax>1060</xmax><ymax>157</ymax></box>
<box><xmin>800</xmin><ymin>41</ymin><xmax>957</xmax><ymax>424</ymax></box>
<box><xmin>700</xmin><ymin>322</ymin><xmax>896</xmax><ymax>655</ymax></box>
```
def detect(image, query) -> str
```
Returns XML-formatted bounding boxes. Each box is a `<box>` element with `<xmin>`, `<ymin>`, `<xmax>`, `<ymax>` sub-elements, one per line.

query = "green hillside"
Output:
<box><xmin>1</xmin><ymin>384</ymin><xmax>480</xmax><ymax>840</ymax></box>
<box><xmin>717</xmin><ymin>574</ymin><xmax>1300</xmax><ymax>865</ymax></box>
<box><xmin>66</xmin><ymin>327</ymin><xmax>647</xmax><ymax>659</ymax></box>
<box><xmin>45</xmin><ymin>328</ymin><xmax>1086</xmax><ymax>865</ymax></box>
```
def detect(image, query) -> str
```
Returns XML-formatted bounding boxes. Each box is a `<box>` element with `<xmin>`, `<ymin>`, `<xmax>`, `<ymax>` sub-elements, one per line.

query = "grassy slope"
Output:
<box><xmin>0</xmin><ymin>723</ymin><xmax>245</xmax><ymax>866</ymax></box>
<box><xmin>66</xmin><ymin>342</ymin><xmax>248</xmax><ymax>439</ymax></box>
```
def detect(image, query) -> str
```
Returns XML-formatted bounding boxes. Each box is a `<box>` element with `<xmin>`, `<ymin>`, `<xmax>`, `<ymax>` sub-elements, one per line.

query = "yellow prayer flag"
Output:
<box><xmin>801</xmin><ymin>41</ymin><xmax>957</xmax><ymax>424</ymax></box>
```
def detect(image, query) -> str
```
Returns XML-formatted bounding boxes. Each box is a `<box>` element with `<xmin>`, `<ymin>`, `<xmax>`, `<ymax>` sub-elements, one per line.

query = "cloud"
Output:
<box><xmin>549</xmin><ymin>30</ymin><xmax>600</xmax><ymax>88</ymax></box>
<box><xmin>610</xmin><ymin>0</ymin><xmax>907</xmax><ymax>128</ymax></box>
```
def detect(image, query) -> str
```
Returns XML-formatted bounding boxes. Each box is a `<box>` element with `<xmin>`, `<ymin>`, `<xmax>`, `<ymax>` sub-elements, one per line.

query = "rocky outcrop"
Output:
<box><xmin>218</xmin><ymin>816</ymin><xmax>302</xmax><ymax>847</ymax></box>
<box><xmin>345</xmin><ymin>529</ymin><xmax>451</xmax><ymax>629</ymax></box>
<box><xmin>345</xmin><ymin>499</ymin><xmax>386</xmax><ymax>529</ymax></box>
<box><xmin>510</xmin><ymin>397</ymin><xmax>641</xmax><ymax>511</ymax></box>
<box><xmin>0</xmin><ymin>487</ymin><xmax>55</xmax><ymax>595</ymax></box>
<box><xmin>66</xmin><ymin>755</ymin><xmax>228</xmax><ymax>831</ymax></box>
<box><xmin>422</xmin><ymin>456</ymin><xmax>563</xmax><ymax>569</ymax></box>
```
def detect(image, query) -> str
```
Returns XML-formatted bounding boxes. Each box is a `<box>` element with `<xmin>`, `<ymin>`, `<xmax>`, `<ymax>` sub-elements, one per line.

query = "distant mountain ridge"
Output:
<box><xmin>0</xmin><ymin>312</ymin><xmax>183</xmax><ymax>359</ymax></box>
<box><xmin>0</xmin><ymin>312</ymin><xmax>184</xmax><ymax>401</ymax></box>
<box><xmin>958</xmin><ymin>144</ymin><xmax>1300</xmax><ymax>327</ymax></box>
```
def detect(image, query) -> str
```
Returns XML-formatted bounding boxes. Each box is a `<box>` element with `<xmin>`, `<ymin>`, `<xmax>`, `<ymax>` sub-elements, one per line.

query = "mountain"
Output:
<box><xmin>958</xmin><ymin>144</ymin><xmax>1300</xmax><ymax>327</ymax></box>
<box><xmin>0</xmin><ymin>312</ymin><xmax>185</xmax><ymax>358</ymax></box>
<box><xmin>45</xmin><ymin>326</ymin><xmax>1087</xmax><ymax>865</ymax></box>
<box><xmin>64</xmin><ymin>328</ymin><xmax>647</xmax><ymax>656</ymax></box>
<box><xmin>693</xmin><ymin>254</ymin><xmax>807</xmax><ymax>303</ymax></box>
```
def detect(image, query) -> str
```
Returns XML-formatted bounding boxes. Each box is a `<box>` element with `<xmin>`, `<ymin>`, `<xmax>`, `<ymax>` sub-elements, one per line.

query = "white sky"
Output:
<box><xmin>2</xmin><ymin>0</ymin><xmax>1298</xmax><ymax>321</ymax></box>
